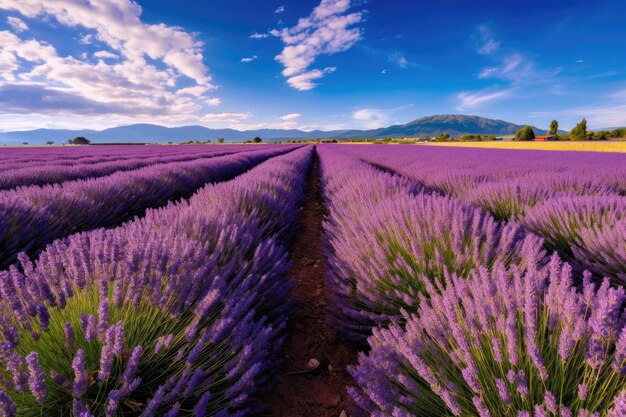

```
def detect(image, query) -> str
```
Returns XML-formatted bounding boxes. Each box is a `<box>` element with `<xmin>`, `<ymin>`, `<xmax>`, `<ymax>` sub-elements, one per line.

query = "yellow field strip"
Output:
<box><xmin>422</xmin><ymin>141</ymin><xmax>626</xmax><ymax>153</ymax></box>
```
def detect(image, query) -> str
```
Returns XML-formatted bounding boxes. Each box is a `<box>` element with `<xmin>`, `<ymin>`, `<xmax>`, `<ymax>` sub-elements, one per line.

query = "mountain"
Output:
<box><xmin>337</xmin><ymin>114</ymin><xmax>547</xmax><ymax>138</ymax></box>
<box><xmin>0</xmin><ymin>115</ymin><xmax>546</xmax><ymax>145</ymax></box>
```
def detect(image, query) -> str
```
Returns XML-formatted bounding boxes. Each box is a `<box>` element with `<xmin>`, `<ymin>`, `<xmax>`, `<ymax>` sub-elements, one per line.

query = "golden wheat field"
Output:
<box><xmin>424</xmin><ymin>141</ymin><xmax>626</xmax><ymax>152</ymax></box>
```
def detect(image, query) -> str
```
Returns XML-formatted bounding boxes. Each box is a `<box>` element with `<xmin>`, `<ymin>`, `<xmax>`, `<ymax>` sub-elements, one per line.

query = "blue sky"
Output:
<box><xmin>0</xmin><ymin>0</ymin><xmax>625</xmax><ymax>132</ymax></box>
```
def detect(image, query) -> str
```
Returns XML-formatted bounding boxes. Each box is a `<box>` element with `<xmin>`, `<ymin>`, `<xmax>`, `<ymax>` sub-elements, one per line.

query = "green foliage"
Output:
<box><xmin>217</xmin><ymin>137</ymin><xmax>225</xmax><ymax>143</ymax></box>
<box><xmin>252</xmin><ymin>136</ymin><xmax>262</xmax><ymax>143</ymax></box>
<box><xmin>514</xmin><ymin>125</ymin><xmax>536</xmax><ymax>141</ymax></box>
<box><xmin>68</xmin><ymin>136</ymin><xmax>91</xmax><ymax>145</ymax></box>
<box><xmin>548</xmin><ymin>119</ymin><xmax>559</xmax><ymax>136</ymax></box>
<box><xmin>459</xmin><ymin>134</ymin><xmax>497</xmax><ymax>142</ymax></box>
<box><xmin>46</xmin><ymin>141</ymin><xmax>54</xmax><ymax>145</ymax></box>
<box><xmin>609</xmin><ymin>127</ymin><xmax>626</xmax><ymax>138</ymax></box>
<box><xmin>9</xmin><ymin>286</ymin><xmax>228</xmax><ymax>416</ymax></box>
<box><xmin>569</xmin><ymin>118</ymin><xmax>588</xmax><ymax>140</ymax></box>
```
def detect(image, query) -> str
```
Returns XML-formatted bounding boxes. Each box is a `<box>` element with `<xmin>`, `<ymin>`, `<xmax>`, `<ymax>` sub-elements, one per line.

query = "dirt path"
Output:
<box><xmin>262</xmin><ymin>148</ymin><xmax>358</xmax><ymax>417</ymax></box>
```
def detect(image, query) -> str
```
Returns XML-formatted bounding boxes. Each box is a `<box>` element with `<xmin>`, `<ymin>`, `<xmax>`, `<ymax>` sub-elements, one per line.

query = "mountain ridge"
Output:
<box><xmin>0</xmin><ymin>115</ymin><xmax>547</xmax><ymax>144</ymax></box>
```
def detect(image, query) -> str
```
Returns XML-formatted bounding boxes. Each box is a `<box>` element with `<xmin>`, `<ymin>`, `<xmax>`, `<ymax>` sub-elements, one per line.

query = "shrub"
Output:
<box><xmin>514</xmin><ymin>126</ymin><xmax>536</xmax><ymax>141</ymax></box>
<box><xmin>569</xmin><ymin>118</ymin><xmax>588</xmax><ymax>140</ymax></box>
<box><xmin>522</xmin><ymin>195</ymin><xmax>626</xmax><ymax>281</ymax></box>
<box><xmin>548</xmin><ymin>120</ymin><xmax>559</xmax><ymax>136</ymax></box>
<box><xmin>350</xmin><ymin>255</ymin><xmax>626</xmax><ymax>417</ymax></box>
<box><xmin>68</xmin><ymin>137</ymin><xmax>91</xmax><ymax>145</ymax></box>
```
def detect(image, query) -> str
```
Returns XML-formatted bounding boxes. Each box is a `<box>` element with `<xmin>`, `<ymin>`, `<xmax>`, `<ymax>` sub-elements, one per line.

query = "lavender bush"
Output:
<box><xmin>0</xmin><ymin>146</ymin><xmax>312</xmax><ymax>416</ymax></box>
<box><xmin>318</xmin><ymin>147</ymin><xmax>544</xmax><ymax>342</ymax></box>
<box><xmin>350</xmin><ymin>254</ymin><xmax>626</xmax><ymax>417</ymax></box>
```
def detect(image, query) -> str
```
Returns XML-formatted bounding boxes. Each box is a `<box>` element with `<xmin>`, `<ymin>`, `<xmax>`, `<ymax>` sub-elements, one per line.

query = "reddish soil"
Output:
<box><xmin>262</xmin><ymin>150</ymin><xmax>358</xmax><ymax>417</ymax></box>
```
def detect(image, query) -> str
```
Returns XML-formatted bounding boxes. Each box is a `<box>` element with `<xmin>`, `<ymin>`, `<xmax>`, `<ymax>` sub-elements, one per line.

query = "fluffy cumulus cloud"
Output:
<box><xmin>275</xmin><ymin>5</ymin><xmax>285</xmax><ymax>14</ymax></box>
<box><xmin>240</xmin><ymin>55</ymin><xmax>258</xmax><ymax>63</ymax></box>
<box><xmin>278</xmin><ymin>113</ymin><xmax>301</xmax><ymax>121</ymax></box>
<box><xmin>352</xmin><ymin>108</ymin><xmax>391</xmax><ymax>129</ymax></box>
<box><xmin>93</xmin><ymin>50</ymin><xmax>118</xmax><ymax>60</ymax></box>
<box><xmin>6</xmin><ymin>16</ymin><xmax>28</xmax><ymax>32</ymax></box>
<box><xmin>271</xmin><ymin>0</ymin><xmax>363</xmax><ymax>90</ymax></box>
<box><xmin>0</xmin><ymin>0</ymin><xmax>218</xmax><ymax>125</ymax></box>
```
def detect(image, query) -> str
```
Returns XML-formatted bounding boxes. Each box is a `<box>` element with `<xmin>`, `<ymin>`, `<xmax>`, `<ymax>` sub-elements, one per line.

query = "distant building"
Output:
<box><xmin>534</xmin><ymin>135</ymin><xmax>556</xmax><ymax>141</ymax></box>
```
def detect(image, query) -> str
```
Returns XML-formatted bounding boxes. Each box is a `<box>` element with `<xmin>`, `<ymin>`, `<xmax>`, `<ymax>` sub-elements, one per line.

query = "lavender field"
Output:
<box><xmin>1</xmin><ymin>143</ymin><xmax>626</xmax><ymax>417</ymax></box>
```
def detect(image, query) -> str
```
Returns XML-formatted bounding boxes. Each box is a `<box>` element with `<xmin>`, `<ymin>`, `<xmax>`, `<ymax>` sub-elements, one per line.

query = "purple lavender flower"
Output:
<box><xmin>80</xmin><ymin>314</ymin><xmax>97</xmax><ymax>343</ymax></box>
<box><xmin>163</xmin><ymin>403</ymin><xmax>181</xmax><ymax>417</ymax></box>
<box><xmin>64</xmin><ymin>322</ymin><xmax>75</xmax><ymax>349</ymax></box>
<box><xmin>544</xmin><ymin>391</ymin><xmax>557</xmax><ymax>414</ymax></box>
<box><xmin>72</xmin><ymin>349</ymin><xmax>88</xmax><ymax>397</ymax></box>
<box><xmin>0</xmin><ymin>390</ymin><xmax>17</xmax><ymax>417</ymax></box>
<box><xmin>25</xmin><ymin>352</ymin><xmax>47</xmax><ymax>404</ymax></box>
<box><xmin>193</xmin><ymin>391</ymin><xmax>212</xmax><ymax>417</ymax></box>
<box><xmin>495</xmin><ymin>378</ymin><xmax>510</xmax><ymax>404</ymax></box>
<box><xmin>578</xmin><ymin>384</ymin><xmax>588</xmax><ymax>401</ymax></box>
<box><xmin>608</xmin><ymin>391</ymin><xmax>626</xmax><ymax>417</ymax></box>
<box><xmin>121</xmin><ymin>345</ymin><xmax>142</xmax><ymax>385</ymax></box>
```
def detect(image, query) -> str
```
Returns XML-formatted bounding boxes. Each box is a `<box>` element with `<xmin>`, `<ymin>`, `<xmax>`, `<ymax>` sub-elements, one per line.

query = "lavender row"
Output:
<box><xmin>317</xmin><ymin>146</ymin><xmax>544</xmax><ymax>342</ymax></box>
<box><xmin>340</xmin><ymin>145</ymin><xmax>626</xmax><ymax>283</ymax></box>
<box><xmin>0</xmin><ymin>145</ymin><xmax>261</xmax><ymax>173</ymax></box>
<box><xmin>0</xmin><ymin>145</ymin><xmax>227</xmax><ymax>165</ymax></box>
<box><xmin>0</xmin><ymin>148</ymin><xmax>244</xmax><ymax>190</ymax></box>
<box><xmin>0</xmin><ymin>145</ymin><xmax>298</xmax><ymax>270</ymax></box>
<box><xmin>0</xmin><ymin>145</ymin><xmax>312</xmax><ymax>416</ymax></box>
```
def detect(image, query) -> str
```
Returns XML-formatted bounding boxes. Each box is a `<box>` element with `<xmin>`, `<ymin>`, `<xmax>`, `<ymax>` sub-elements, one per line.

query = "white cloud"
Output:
<box><xmin>275</xmin><ymin>5</ymin><xmax>285</xmax><ymax>14</ymax></box>
<box><xmin>456</xmin><ymin>88</ymin><xmax>516</xmax><ymax>110</ymax></box>
<box><xmin>240</xmin><ymin>55</ymin><xmax>258</xmax><ymax>63</ymax></box>
<box><xmin>0</xmin><ymin>0</ymin><xmax>212</xmax><ymax>87</ymax></box>
<box><xmin>0</xmin><ymin>0</ymin><xmax>218</xmax><ymax>123</ymax></box>
<box><xmin>388</xmin><ymin>51</ymin><xmax>416</xmax><ymax>69</ymax></box>
<box><xmin>531</xmin><ymin>104</ymin><xmax>626</xmax><ymax>129</ymax></box>
<box><xmin>79</xmin><ymin>33</ymin><xmax>93</xmax><ymax>44</ymax></box>
<box><xmin>204</xmin><ymin>97</ymin><xmax>221</xmax><ymax>106</ymax></box>
<box><xmin>93</xmin><ymin>50</ymin><xmax>118</xmax><ymax>60</ymax></box>
<box><xmin>250</xmin><ymin>32</ymin><xmax>269</xmax><ymax>39</ymax></box>
<box><xmin>201</xmin><ymin>113</ymin><xmax>249</xmax><ymax>123</ymax></box>
<box><xmin>286</xmin><ymin>67</ymin><xmax>335</xmax><ymax>91</ymax></box>
<box><xmin>279</xmin><ymin>113</ymin><xmax>301</xmax><ymax>121</ymax></box>
<box><xmin>476</xmin><ymin>25</ymin><xmax>500</xmax><ymax>55</ymax></box>
<box><xmin>477</xmin><ymin>53</ymin><xmax>534</xmax><ymax>84</ymax></box>
<box><xmin>381</xmin><ymin>69</ymin><xmax>386</xmax><ymax>74</ymax></box>
<box><xmin>6</xmin><ymin>16</ymin><xmax>28</xmax><ymax>32</ymax></box>
<box><xmin>272</xmin><ymin>0</ymin><xmax>363</xmax><ymax>90</ymax></box>
<box><xmin>587</xmin><ymin>70</ymin><xmax>618</xmax><ymax>79</ymax></box>
<box><xmin>352</xmin><ymin>108</ymin><xmax>391</xmax><ymax>129</ymax></box>
<box><xmin>575</xmin><ymin>60</ymin><xmax>584</xmax><ymax>64</ymax></box>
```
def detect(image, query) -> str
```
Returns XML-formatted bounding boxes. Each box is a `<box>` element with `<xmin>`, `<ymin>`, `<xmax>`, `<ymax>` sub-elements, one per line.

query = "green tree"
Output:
<box><xmin>252</xmin><ymin>136</ymin><xmax>262</xmax><ymax>143</ymax></box>
<box><xmin>548</xmin><ymin>120</ymin><xmax>559</xmax><ymax>136</ymax></box>
<box><xmin>68</xmin><ymin>136</ymin><xmax>91</xmax><ymax>145</ymax></box>
<box><xmin>46</xmin><ymin>141</ymin><xmax>54</xmax><ymax>145</ymax></box>
<box><xmin>21</xmin><ymin>142</ymin><xmax>28</xmax><ymax>146</ymax></box>
<box><xmin>514</xmin><ymin>125</ymin><xmax>536</xmax><ymax>141</ymax></box>
<box><xmin>217</xmin><ymin>137</ymin><xmax>225</xmax><ymax>143</ymax></box>
<box><xmin>569</xmin><ymin>118</ymin><xmax>587</xmax><ymax>140</ymax></box>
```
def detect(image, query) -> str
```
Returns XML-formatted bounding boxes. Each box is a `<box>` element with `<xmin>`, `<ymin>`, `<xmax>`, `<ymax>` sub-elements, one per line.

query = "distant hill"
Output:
<box><xmin>336</xmin><ymin>114</ymin><xmax>547</xmax><ymax>138</ymax></box>
<box><xmin>0</xmin><ymin>115</ymin><xmax>548</xmax><ymax>145</ymax></box>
